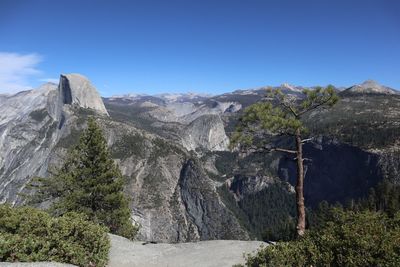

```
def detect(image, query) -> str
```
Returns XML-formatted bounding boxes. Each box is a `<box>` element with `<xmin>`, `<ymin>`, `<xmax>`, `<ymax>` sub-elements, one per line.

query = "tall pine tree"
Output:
<box><xmin>231</xmin><ymin>86</ymin><xmax>338</xmax><ymax>237</ymax></box>
<box><xmin>33</xmin><ymin>117</ymin><xmax>138</xmax><ymax>239</ymax></box>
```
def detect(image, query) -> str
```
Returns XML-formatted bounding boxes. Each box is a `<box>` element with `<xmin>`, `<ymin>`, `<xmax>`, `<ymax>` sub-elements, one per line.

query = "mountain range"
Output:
<box><xmin>1</xmin><ymin>74</ymin><xmax>399</xmax><ymax>242</ymax></box>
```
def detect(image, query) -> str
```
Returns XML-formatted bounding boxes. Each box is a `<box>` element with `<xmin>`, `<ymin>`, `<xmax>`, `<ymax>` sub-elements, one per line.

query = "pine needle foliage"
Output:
<box><xmin>231</xmin><ymin>86</ymin><xmax>339</xmax><ymax>149</ymax></box>
<box><xmin>0</xmin><ymin>205</ymin><xmax>110</xmax><ymax>267</ymax></box>
<box><xmin>231</xmin><ymin>86</ymin><xmax>338</xmax><ymax>237</ymax></box>
<box><xmin>32</xmin><ymin>117</ymin><xmax>138</xmax><ymax>239</ymax></box>
<box><xmin>242</xmin><ymin>209</ymin><xmax>400</xmax><ymax>267</ymax></box>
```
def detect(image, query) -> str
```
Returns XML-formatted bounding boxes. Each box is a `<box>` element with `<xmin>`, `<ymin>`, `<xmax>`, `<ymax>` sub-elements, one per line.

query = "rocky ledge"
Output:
<box><xmin>0</xmin><ymin>234</ymin><xmax>266</xmax><ymax>267</ymax></box>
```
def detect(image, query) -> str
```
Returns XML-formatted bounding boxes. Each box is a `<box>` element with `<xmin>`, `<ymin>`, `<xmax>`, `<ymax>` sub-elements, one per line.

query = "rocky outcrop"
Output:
<box><xmin>0</xmin><ymin>74</ymin><xmax>250</xmax><ymax>242</ymax></box>
<box><xmin>147</xmin><ymin>101</ymin><xmax>241</xmax><ymax>124</ymax></box>
<box><xmin>177</xmin><ymin>159</ymin><xmax>248</xmax><ymax>240</ymax></box>
<box><xmin>228</xmin><ymin>175</ymin><xmax>276</xmax><ymax>200</ymax></box>
<box><xmin>58</xmin><ymin>74</ymin><xmax>109</xmax><ymax>115</ymax></box>
<box><xmin>181</xmin><ymin>114</ymin><xmax>229</xmax><ymax>151</ymax></box>
<box><xmin>106</xmin><ymin>94</ymin><xmax>240</xmax><ymax>152</ymax></box>
<box><xmin>0</xmin><ymin>84</ymin><xmax>60</xmax><ymax>204</ymax></box>
<box><xmin>106</xmin><ymin>124</ymin><xmax>247</xmax><ymax>241</ymax></box>
<box><xmin>0</xmin><ymin>74</ymin><xmax>110</xmax><ymax>205</ymax></box>
<box><xmin>376</xmin><ymin>148</ymin><xmax>400</xmax><ymax>184</ymax></box>
<box><xmin>278</xmin><ymin>137</ymin><xmax>383</xmax><ymax>207</ymax></box>
<box><xmin>0</xmin><ymin>83</ymin><xmax>57</xmax><ymax>125</ymax></box>
<box><xmin>0</xmin><ymin>233</ymin><xmax>265</xmax><ymax>267</ymax></box>
<box><xmin>2</xmin><ymin>76</ymin><xmax>400</xmax><ymax>244</ymax></box>
<box><xmin>108</xmin><ymin>234</ymin><xmax>264</xmax><ymax>267</ymax></box>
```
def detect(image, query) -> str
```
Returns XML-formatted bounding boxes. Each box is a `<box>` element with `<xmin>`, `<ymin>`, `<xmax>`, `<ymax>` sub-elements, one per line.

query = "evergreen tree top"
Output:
<box><xmin>31</xmin><ymin>116</ymin><xmax>138</xmax><ymax>239</ymax></box>
<box><xmin>230</xmin><ymin>86</ymin><xmax>339</xmax><ymax>150</ymax></box>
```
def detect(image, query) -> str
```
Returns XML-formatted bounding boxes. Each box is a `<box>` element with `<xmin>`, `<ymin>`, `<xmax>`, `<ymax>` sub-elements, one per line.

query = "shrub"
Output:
<box><xmin>0</xmin><ymin>205</ymin><xmax>110</xmax><ymax>267</ymax></box>
<box><xmin>241</xmin><ymin>209</ymin><xmax>400</xmax><ymax>267</ymax></box>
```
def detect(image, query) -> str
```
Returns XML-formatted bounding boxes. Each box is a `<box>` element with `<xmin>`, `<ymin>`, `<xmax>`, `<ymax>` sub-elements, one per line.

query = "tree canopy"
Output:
<box><xmin>231</xmin><ymin>86</ymin><xmax>339</xmax><ymax>151</ymax></box>
<box><xmin>242</xmin><ymin>209</ymin><xmax>400</xmax><ymax>267</ymax></box>
<box><xmin>32</xmin><ymin>117</ymin><xmax>138</xmax><ymax>239</ymax></box>
<box><xmin>231</xmin><ymin>86</ymin><xmax>338</xmax><ymax>237</ymax></box>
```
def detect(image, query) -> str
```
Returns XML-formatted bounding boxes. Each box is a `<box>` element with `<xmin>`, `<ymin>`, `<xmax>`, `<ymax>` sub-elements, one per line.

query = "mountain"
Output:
<box><xmin>59</xmin><ymin>73</ymin><xmax>109</xmax><ymax>115</ymax></box>
<box><xmin>0</xmin><ymin>74</ymin><xmax>110</xmax><ymax>205</ymax></box>
<box><xmin>0</xmin><ymin>73</ymin><xmax>249</xmax><ymax>242</ymax></box>
<box><xmin>105</xmin><ymin>90</ymin><xmax>242</xmax><ymax>151</ymax></box>
<box><xmin>1</xmin><ymin>76</ymin><xmax>400</xmax><ymax>242</ymax></box>
<box><xmin>110</xmin><ymin>92</ymin><xmax>211</xmax><ymax>103</ymax></box>
<box><xmin>342</xmin><ymin>80</ymin><xmax>399</xmax><ymax>95</ymax></box>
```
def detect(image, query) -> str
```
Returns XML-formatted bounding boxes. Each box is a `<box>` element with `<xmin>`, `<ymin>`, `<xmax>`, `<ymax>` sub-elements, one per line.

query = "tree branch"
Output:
<box><xmin>238</xmin><ymin>145</ymin><xmax>297</xmax><ymax>155</ymax></box>
<box><xmin>301</xmin><ymin>138</ymin><xmax>314</xmax><ymax>143</ymax></box>
<box><xmin>271</xmin><ymin>147</ymin><xmax>297</xmax><ymax>154</ymax></box>
<box><xmin>280</xmin><ymin>101</ymin><xmax>299</xmax><ymax>118</ymax></box>
<box><xmin>297</xmin><ymin>95</ymin><xmax>334</xmax><ymax>117</ymax></box>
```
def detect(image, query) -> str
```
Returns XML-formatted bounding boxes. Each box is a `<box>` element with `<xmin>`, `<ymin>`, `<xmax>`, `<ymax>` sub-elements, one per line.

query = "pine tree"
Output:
<box><xmin>231</xmin><ymin>86</ymin><xmax>338</xmax><ymax>237</ymax></box>
<box><xmin>33</xmin><ymin>117</ymin><xmax>138</xmax><ymax>239</ymax></box>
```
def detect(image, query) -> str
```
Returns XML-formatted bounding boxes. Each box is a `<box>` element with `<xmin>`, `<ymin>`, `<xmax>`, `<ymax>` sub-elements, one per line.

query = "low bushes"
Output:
<box><xmin>0</xmin><ymin>205</ymin><xmax>110</xmax><ymax>267</ymax></box>
<box><xmin>242</xmin><ymin>209</ymin><xmax>400</xmax><ymax>267</ymax></box>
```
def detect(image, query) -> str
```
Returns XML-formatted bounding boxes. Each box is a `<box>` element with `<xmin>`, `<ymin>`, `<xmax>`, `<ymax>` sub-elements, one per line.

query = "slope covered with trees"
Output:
<box><xmin>31</xmin><ymin>117</ymin><xmax>138</xmax><ymax>239</ymax></box>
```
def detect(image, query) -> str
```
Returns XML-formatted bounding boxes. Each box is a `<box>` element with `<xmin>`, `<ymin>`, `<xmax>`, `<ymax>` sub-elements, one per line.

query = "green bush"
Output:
<box><xmin>0</xmin><ymin>205</ymin><xmax>110</xmax><ymax>267</ymax></box>
<box><xmin>242</xmin><ymin>209</ymin><xmax>400</xmax><ymax>267</ymax></box>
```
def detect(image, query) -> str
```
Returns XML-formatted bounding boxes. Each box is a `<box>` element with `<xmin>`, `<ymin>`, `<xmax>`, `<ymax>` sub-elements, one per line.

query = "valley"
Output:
<box><xmin>1</xmin><ymin>74</ymin><xmax>399</xmax><ymax>243</ymax></box>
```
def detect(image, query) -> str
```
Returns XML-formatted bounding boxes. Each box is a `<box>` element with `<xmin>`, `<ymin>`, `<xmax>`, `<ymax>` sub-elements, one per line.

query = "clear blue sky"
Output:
<box><xmin>0</xmin><ymin>0</ymin><xmax>399</xmax><ymax>96</ymax></box>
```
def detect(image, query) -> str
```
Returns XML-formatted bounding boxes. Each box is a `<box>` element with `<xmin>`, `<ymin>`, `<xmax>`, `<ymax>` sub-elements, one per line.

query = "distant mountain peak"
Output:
<box><xmin>344</xmin><ymin>80</ymin><xmax>398</xmax><ymax>95</ymax></box>
<box><xmin>361</xmin><ymin>79</ymin><xmax>379</xmax><ymax>86</ymax></box>
<box><xmin>281</xmin><ymin>83</ymin><xmax>295</xmax><ymax>89</ymax></box>
<box><xmin>110</xmin><ymin>92</ymin><xmax>212</xmax><ymax>103</ymax></box>
<box><xmin>58</xmin><ymin>73</ymin><xmax>109</xmax><ymax>115</ymax></box>
<box><xmin>155</xmin><ymin>92</ymin><xmax>207</xmax><ymax>101</ymax></box>
<box><xmin>280</xmin><ymin>83</ymin><xmax>303</xmax><ymax>92</ymax></box>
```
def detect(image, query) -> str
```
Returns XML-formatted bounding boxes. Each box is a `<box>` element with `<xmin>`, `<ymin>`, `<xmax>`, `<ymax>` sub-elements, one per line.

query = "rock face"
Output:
<box><xmin>0</xmin><ymin>83</ymin><xmax>58</xmax><ymax>125</ymax></box>
<box><xmin>147</xmin><ymin>99</ymin><xmax>241</xmax><ymax>125</ymax></box>
<box><xmin>106</xmin><ymin>93</ymin><xmax>237</xmax><ymax>151</ymax></box>
<box><xmin>107</xmin><ymin>125</ymin><xmax>248</xmax><ymax>241</ymax></box>
<box><xmin>2</xmin><ymin>76</ymin><xmax>400</xmax><ymax>244</ymax></box>
<box><xmin>181</xmin><ymin>114</ymin><xmax>229</xmax><ymax>151</ymax></box>
<box><xmin>0</xmin><ymin>74</ymin><xmax>248</xmax><ymax>242</ymax></box>
<box><xmin>278</xmin><ymin>137</ymin><xmax>383</xmax><ymax>207</ymax></box>
<box><xmin>0</xmin><ymin>233</ymin><xmax>265</xmax><ymax>267</ymax></box>
<box><xmin>0</xmin><ymin>74</ymin><xmax>108</xmax><ymax>205</ymax></box>
<box><xmin>0</xmin><ymin>84</ymin><xmax>60</xmax><ymax>205</ymax></box>
<box><xmin>0</xmin><ymin>74</ymin><xmax>108</xmax><ymax>204</ymax></box>
<box><xmin>228</xmin><ymin>175</ymin><xmax>276</xmax><ymax>200</ymax></box>
<box><xmin>107</xmin><ymin>234</ymin><xmax>264</xmax><ymax>267</ymax></box>
<box><xmin>58</xmin><ymin>74</ymin><xmax>108</xmax><ymax>115</ymax></box>
<box><xmin>177</xmin><ymin>160</ymin><xmax>247</xmax><ymax>240</ymax></box>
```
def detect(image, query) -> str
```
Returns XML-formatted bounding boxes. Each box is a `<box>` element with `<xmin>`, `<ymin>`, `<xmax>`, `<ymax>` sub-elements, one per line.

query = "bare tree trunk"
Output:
<box><xmin>295</xmin><ymin>128</ymin><xmax>306</xmax><ymax>237</ymax></box>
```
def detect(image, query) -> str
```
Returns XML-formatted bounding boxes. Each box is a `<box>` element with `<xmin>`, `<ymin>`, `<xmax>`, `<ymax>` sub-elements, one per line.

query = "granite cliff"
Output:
<box><xmin>1</xmin><ymin>76</ymin><xmax>399</xmax><ymax>242</ymax></box>
<box><xmin>0</xmin><ymin>73</ymin><xmax>248</xmax><ymax>242</ymax></box>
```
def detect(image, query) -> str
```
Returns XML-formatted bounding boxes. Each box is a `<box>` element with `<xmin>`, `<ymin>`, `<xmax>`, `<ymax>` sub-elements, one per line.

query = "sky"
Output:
<box><xmin>0</xmin><ymin>0</ymin><xmax>399</xmax><ymax>96</ymax></box>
